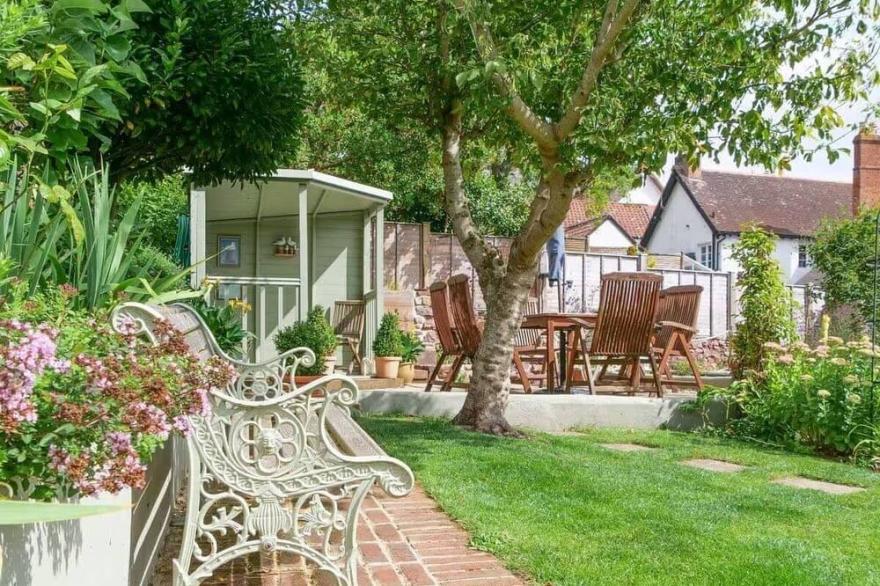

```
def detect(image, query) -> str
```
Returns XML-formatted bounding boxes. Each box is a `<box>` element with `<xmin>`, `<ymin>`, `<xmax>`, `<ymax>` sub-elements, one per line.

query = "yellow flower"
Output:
<box><xmin>827</xmin><ymin>336</ymin><xmax>844</xmax><ymax>346</ymax></box>
<box><xmin>847</xmin><ymin>393</ymin><xmax>862</xmax><ymax>405</ymax></box>
<box><xmin>228</xmin><ymin>298</ymin><xmax>252</xmax><ymax>314</ymax></box>
<box><xmin>817</xmin><ymin>389</ymin><xmax>831</xmax><ymax>399</ymax></box>
<box><xmin>843</xmin><ymin>375</ymin><xmax>859</xmax><ymax>385</ymax></box>
<box><xmin>799</xmin><ymin>374</ymin><xmax>814</xmax><ymax>383</ymax></box>
<box><xmin>830</xmin><ymin>357</ymin><xmax>847</xmax><ymax>367</ymax></box>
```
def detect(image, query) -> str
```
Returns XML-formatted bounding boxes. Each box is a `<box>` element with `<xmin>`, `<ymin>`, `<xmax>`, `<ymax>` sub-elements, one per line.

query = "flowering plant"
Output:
<box><xmin>714</xmin><ymin>335</ymin><xmax>880</xmax><ymax>466</ymax></box>
<box><xmin>0</xmin><ymin>280</ymin><xmax>236</xmax><ymax>500</ymax></box>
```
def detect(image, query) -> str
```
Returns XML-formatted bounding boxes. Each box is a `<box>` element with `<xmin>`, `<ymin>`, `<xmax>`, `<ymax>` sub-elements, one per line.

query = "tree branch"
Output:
<box><xmin>453</xmin><ymin>0</ymin><xmax>558</xmax><ymax>150</ymax></box>
<box><xmin>554</xmin><ymin>0</ymin><xmax>640</xmax><ymax>141</ymax></box>
<box><xmin>441</xmin><ymin>99</ymin><xmax>494</xmax><ymax>275</ymax></box>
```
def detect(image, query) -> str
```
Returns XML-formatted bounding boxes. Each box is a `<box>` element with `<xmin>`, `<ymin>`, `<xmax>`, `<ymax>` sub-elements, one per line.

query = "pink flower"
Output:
<box><xmin>172</xmin><ymin>415</ymin><xmax>192</xmax><ymax>435</ymax></box>
<box><xmin>105</xmin><ymin>431</ymin><xmax>133</xmax><ymax>455</ymax></box>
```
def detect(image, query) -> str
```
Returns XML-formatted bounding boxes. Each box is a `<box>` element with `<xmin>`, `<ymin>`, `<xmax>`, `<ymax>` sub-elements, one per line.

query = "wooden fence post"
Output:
<box><xmin>419</xmin><ymin>222</ymin><xmax>431</xmax><ymax>289</ymax></box>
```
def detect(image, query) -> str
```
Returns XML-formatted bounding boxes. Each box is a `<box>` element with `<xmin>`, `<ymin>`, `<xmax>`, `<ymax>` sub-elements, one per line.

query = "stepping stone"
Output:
<box><xmin>600</xmin><ymin>443</ymin><xmax>656</xmax><ymax>452</ymax></box>
<box><xmin>681</xmin><ymin>458</ymin><xmax>746</xmax><ymax>473</ymax></box>
<box><xmin>772</xmin><ymin>476</ymin><xmax>865</xmax><ymax>495</ymax></box>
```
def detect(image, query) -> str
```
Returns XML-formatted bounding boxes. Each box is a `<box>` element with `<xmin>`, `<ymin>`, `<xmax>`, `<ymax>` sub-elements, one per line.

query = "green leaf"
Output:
<box><xmin>0</xmin><ymin>501</ymin><xmax>129</xmax><ymax>525</ymax></box>
<box><xmin>123</xmin><ymin>0</ymin><xmax>152</xmax><ymax>13</ymax></box>
<box><xmin>54</xmin><ymin>0</ymin><xmax>109</xmax><ymax>13</ymax></box>
<box><xmin>7</xmin><ymin>53</ymin><xmax>36</xmax><ymax>71</ymax></box>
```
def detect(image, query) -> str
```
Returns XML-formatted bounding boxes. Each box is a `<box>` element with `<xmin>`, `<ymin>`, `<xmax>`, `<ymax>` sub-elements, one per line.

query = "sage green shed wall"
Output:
<box><xmin>205</xmin><ymin>213</ymin><xmax>364</xmax><ymax>360</ymax></box>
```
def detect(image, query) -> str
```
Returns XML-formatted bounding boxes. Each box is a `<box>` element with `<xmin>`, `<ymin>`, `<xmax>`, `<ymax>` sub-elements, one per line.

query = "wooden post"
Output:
<box><xmin>189</xmin><ymin>186</ymin><xmax>206</xmax><ymax>289</ymax></box>
<box><xmin>298</xmin><ymin>183</ymin><xmax>309</xmax><ymax>320</ymax></box>
<box><xmin>375</xmin><ymin>208</ymin><xmax>385</xmax><ymax>333</ymax></box>
<box><xmin>420</xmin><ymin>222</ymin><xmax>431</xmax><ymax>289</ymax></box>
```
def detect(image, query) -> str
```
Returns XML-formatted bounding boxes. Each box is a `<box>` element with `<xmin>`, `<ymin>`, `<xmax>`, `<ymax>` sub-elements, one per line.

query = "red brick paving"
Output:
<box><xmin>150</xmin><ymin>484</ymin><xmax>523</xmax><ymax>585</ymax></box>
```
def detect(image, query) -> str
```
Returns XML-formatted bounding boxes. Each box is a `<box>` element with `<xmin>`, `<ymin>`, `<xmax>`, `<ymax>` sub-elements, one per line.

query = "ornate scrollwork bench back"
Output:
<box><xmin>110</xmin><ymin>302</ymin><xmax>415</xmax><ymax>586</ymax></box>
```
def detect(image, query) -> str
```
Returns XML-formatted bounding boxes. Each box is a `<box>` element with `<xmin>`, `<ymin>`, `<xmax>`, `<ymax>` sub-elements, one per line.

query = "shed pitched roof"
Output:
<box><xmin>675</xmin><ymin>170</ymin><xmax>852</xmax><ymax>237</ymax></box>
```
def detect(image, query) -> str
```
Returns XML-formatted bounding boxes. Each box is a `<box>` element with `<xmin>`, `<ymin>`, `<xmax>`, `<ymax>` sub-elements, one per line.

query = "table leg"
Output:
<box><xmin>559</xmin><ymin>328</ymin><xmax>567</xmax><ymax>390</ymax></box>
<box><xmin>546</xmin><ymin>322</ymin><xmax>556</xmax><ymax>391</ymax></box>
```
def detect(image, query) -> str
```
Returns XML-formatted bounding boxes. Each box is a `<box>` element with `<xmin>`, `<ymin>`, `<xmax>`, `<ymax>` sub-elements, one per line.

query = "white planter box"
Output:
<box><xmin>0</xmin><ymin>489</ymin><xmax>132</xmax><ymax>586</ymax></box>
<box><xmin>0</xmin><ymin>437</ymin><xmax>183</xmax><ymax>586</ymax></box>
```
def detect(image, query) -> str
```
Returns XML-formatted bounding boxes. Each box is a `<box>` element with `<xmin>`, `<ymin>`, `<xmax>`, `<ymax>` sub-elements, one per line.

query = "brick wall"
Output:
<box><xmin>854</xmin><ymin>129</ymin><xmax>880</xmax><ymax>214</ymax></box>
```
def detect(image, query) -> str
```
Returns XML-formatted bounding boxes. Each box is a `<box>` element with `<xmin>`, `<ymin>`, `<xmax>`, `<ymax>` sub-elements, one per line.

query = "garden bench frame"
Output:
<box><xmin>111</xmin><ymin>302</ymin><xmax>414</xmax><ymax>586</ymax></box>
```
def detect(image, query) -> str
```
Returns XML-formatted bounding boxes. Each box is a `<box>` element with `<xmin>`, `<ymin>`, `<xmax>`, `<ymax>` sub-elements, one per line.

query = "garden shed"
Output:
<box><xmin>189</xmin><ymin>170</ymin><xmax>390</xmax><ymax>362</ymax></box>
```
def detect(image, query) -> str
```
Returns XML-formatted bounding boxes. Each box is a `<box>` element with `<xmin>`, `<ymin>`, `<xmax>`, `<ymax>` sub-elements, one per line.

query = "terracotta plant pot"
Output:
<box><xmin>374</xmin><ymin>356</ymin><xmax>401</xmax><ymax>379</ymax></box>
<box><xmin>398</xmin><ymin>362</ymin><xmax>415</xmax><ymax>384</ymax></box>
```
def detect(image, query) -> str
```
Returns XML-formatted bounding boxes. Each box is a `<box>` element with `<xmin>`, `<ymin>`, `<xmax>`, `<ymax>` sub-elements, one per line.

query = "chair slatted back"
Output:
<box><xmin>654</xmin><ymin>285</ymin><xmax>702</xmax><ymax>349</ymax></box>
<box><xmin>590</xmin><ymin>272</ymin><xmax>662</xmax><ymax>355</ymax></box>
<box><xmin>447</xmin><ymin>274</ymin><xmax>482</xmax><ymax>356</ymax></box>
<box><xmin>514</xmin><ymin>298</ymin><xmax>541</xmax><ymax>348</ymax></box>
<box><xmin>332</xmin><ymin>300</ymin><xmax>365</xmax><ymax>339</ymax></box>
<box><xmin>429</xmin><ymin>281</ymin><xmax>460</xmax><ymax>354</ymax></box>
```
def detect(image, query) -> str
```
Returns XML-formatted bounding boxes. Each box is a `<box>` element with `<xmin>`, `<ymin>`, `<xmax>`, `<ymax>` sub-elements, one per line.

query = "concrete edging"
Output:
<box><xmin>357</xmin><ymin>389</ymin><xmax>727</xmax><ymax>432</ymax></box>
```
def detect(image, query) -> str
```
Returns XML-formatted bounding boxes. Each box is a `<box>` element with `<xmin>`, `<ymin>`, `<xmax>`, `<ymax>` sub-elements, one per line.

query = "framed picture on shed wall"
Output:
<box><xmin>217</xmin><ymin>235</ymin><xmax>241</xmax><ymax>267</ymax></box>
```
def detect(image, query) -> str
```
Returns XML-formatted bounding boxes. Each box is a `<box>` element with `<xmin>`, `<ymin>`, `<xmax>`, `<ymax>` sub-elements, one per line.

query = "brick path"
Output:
<box><xmin>150</xmin><ymin>485</ymin><xmax>523</xmax><ymax>586</ymax></box>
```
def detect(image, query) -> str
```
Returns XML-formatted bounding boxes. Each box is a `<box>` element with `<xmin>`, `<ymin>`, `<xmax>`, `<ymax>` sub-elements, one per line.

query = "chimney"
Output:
<box><xmin>674</xmin><ymin>154</ymin><xmax>701</xmax><ymax>178</ymax></box>
<box><xmin>853</xmin><ymin>126</ymin><xmax>880</xmax><ymax>215</ymax></box>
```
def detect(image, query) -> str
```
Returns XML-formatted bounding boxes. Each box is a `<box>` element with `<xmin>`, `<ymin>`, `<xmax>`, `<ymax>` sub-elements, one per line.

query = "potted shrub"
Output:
<box><xmin>274</xmin><ymin>306</ymin><xmax>338</xmax><ymax>380</ymax></box>
<box><xmin>372</xmin><ymin>312</ymin><xmax>404</xmax><ymax>379</ymax></box>
<box><xmin>398</xmin><ymin>331</ymin><xmax>425</xmax><ymax>384</ymax></box>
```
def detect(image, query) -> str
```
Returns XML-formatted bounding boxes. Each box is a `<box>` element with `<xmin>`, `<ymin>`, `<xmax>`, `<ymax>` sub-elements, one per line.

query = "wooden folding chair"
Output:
<box><xmin>447</xmin><ymin>274</ymin><xmax>535</xmax><ymax>393</ymax></box>
<box><xmin>424</xmin><ymin>281</ymin><xmax>464</xmax><ymax>392</ymax></box>
<box><xmin>653</xmin><ymin>285</ymin><xmax>704</xmax><ymax>390</ymax></box>
<box><xmin>565</xmin><ymin>272</ymin><xmax>664</xmax><ymax>396</ymax></box>
<box><xmin>510</xmin><ymin>298</ymin><xmax>546</xmax><ymax>393</ymax></box>
<box><xmin>331</xmin><ymin>300</ymin><xmax>365</xmax><ymax>374</ymax></box>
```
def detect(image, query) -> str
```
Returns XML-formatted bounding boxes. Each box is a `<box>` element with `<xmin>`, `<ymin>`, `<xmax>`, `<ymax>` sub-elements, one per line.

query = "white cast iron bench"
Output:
<box><xmin>111</xmin><ymin>302</ymin><xmax>414</xmax><ymax>586</ymax></box>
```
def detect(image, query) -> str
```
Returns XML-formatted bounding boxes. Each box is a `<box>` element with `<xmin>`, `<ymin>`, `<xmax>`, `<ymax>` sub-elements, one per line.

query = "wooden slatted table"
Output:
<box><xmin>520</xmin><ymin>312</ymin><xmax>597</xmax><ymax>391</ymax></box>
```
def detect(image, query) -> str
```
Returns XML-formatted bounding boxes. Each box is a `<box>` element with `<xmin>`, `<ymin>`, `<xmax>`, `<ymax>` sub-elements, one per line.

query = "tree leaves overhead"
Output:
<box><xmin>1</xmin><ymin>0</ymin><xmax>306</xmax><ymax>184</ymax></box>
<box><xmin>110</xmin><ymin>0</ymin><xmax>306</xmax><ymax>184</ymax></box>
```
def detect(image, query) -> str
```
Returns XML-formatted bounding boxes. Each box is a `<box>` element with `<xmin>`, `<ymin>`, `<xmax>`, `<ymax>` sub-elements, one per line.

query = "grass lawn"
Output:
<box><xmin>357</xmin><ymin>415</ymin><xmax>880</xmax><ymax>586</ymax></box>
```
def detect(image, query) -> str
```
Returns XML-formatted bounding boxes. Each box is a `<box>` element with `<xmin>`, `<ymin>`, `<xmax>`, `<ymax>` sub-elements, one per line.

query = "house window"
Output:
<box><xmin>798</xmin><ymin>245</ymin><xmax>810</xmax><ymax>268</ymax></box>
<box><xmin>698</xmin><ymin>243</ymin><xmax>712</xmax><ymax>269</ymax></box>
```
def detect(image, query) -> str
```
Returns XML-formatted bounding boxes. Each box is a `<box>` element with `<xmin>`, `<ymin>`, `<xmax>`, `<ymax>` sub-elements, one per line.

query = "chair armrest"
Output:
<box><xmin>657</xmin><ymin>320</ymin><xmax>698</xmax><ymax>333</ymax></box>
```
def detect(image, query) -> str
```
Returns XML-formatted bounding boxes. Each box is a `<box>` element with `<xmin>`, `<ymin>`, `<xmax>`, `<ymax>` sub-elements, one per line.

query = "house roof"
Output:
<box><xmin>645</xmin><ymin>169</ymin><xmax>852</xmax><ymax>241</ymax></box>
<box><xmin>564</xmin><ymin>197</ymin><xmax>593</xmax><ymax>228</ymax></box>
<box><xmin>564</xmin><ymin>199</ymin><xmax>653</xmax><ymax>242</ymax></box>
<box><xmin>607</xmin><ymin>203</ymin><xmax>654</xmax><ymax>239</ymax></box>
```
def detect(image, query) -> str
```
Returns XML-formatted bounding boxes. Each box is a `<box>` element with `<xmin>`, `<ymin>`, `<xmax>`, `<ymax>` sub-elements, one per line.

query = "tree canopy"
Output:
<box><xmin>1</xmin><ymin>0</ymin><xmax>306</xmax><ymax>184</ymax></box>
<box><xmin>299</xmin><ymin>0</ymin><xmax>880</xmax><ymax>432</ymax></box>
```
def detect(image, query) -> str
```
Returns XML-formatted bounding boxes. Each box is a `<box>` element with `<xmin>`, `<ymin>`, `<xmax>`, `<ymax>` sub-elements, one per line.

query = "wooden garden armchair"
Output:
<box><xmin>511</xmin><ymin>298</ymin><xmax>547</xmax><ymax>393</ymax></box>
<box><xmin>446</xmin><ymin>274</ymin><xmax>536</xmax><ymax>393</ymax></box>
<box><xmin>653</xmin><ymin>285</ymin><xmax>704</xmax><ymax>390</ymax></box>
<box><xmin>332</xmin><ymin>300</ymin><xmax>365</xmax><ymax>374</ymax></box>
<box><xmin>424</xmin><ymin>281</ymin><xmax>464</xmax><ymax>392</ymax></box>
<box><xmin>565</xmin><ymin>272</ymin><xmax>663</xmax><ymax>396</ymax></box>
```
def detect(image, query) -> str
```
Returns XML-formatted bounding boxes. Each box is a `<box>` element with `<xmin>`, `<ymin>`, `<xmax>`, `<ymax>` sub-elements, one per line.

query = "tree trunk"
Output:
<box><xmin>451</xmin><ymin>266</ymin><xmax>537</xmax><ymax>433</ymax></box>
<box><xmin>439</xmin><ymin>96</ymin><xmax>577</xmax><ymax>434</ymax></box>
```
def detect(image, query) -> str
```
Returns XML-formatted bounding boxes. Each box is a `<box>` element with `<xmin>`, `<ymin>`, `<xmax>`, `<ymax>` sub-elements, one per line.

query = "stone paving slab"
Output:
<box><xmin>150</xmin><ymin>484</ymin><xmax>523</xmax><ymax>586</ymax></box>
<box><xmin>681</xmin><ymin>458</ymin><xmax>747</xmax><ymax>473</ymax></box>
<box><xmin>599</xmin><ymin>443</ymin><xmax>656</xmax><ymax>452</ymax></box>
<box><xmin>772</xmin><ymin>476</ymin><xmax>865</xmax><ymax>495</ymax></box>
